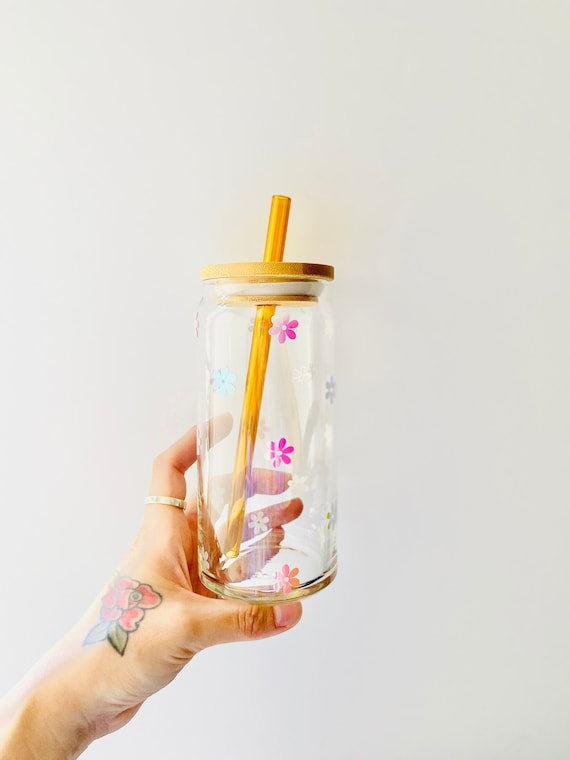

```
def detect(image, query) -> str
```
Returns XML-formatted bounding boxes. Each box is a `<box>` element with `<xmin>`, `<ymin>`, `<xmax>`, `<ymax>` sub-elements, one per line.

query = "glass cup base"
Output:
<box><xmin>199</xmin><ymin>564</ymin><xmax>337</xmax><ymax>604</ymax></box>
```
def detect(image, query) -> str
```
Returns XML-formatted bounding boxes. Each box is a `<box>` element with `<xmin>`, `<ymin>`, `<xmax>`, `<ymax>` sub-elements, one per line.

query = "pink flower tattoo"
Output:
<box><xmin>269</xmin><ymin>313</ymin><xmax>298</xmax><ymax>343</ymax></box>
<box><xmin>83</xmin><ymin>575</ymin><xmax>162</xmax><ymax>656</ymax></box>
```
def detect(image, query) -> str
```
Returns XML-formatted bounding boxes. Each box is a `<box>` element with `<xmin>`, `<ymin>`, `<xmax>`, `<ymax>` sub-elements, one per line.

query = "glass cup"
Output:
<box><xmin>195</xmin><ymin>262</ymin><xmax>337</xmax><ymax>602</ymax></box>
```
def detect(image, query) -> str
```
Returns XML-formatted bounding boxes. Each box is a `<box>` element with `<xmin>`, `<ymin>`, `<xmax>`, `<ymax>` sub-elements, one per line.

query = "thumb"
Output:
<box><xmin>192</xmin><ymin>598</ymin><xmax>302</xmax><ymax>649</ymax></box>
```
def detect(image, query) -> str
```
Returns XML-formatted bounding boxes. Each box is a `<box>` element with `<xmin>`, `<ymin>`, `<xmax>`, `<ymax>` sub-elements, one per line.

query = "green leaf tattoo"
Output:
<box><xmin>83</xmin><ymin>574</ymin><xmax>162</xmax><ymax>656</ymax></box>
<box><xmin>108</xmin><ymin>622</ymin><xmax>129</xmax><ymax>656</ymax></box>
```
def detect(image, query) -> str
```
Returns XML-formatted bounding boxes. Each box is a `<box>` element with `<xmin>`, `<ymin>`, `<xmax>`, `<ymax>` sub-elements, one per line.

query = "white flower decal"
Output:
<box><xmin>287</xmin><ymin>473</ymin><xmax>309</xmax><ymax>495</ymax></box>
<box><xmin>198</xmin><ymin>546</ymin><xmax>210</xmax><ymax>572</ymax></box>
<box><xmin>248</xmin><ymin>511</ymin><xmax>270</xmax><ymax>536</ymax></box>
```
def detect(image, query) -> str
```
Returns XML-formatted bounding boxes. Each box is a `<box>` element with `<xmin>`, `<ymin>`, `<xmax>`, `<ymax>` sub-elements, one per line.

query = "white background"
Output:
<box><xmin>1</xmin><ymin>2</ymin><xmax>569</xmax><ymax>758</ymax></box>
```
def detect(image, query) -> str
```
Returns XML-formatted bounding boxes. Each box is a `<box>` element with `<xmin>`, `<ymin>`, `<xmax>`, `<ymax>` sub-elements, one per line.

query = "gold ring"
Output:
<box><xmin>145</xmin><ymin>496</ymin><xmax>186</xmax><ymax>509</ymax></box>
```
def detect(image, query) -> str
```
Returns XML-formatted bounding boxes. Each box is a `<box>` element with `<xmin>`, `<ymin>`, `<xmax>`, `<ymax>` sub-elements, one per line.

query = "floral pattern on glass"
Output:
<box><xmin>198</xmin><ymin>546</ymin><xmax>211</xmax><ymax>572</ymax></box>
<box><xmin>256</xmin><ymin>417</ymin><xmax>269</xmax><ymax>440</ymax></box>
<box><xmin>325</xmin><ymin>376</ymin><xmax>336</xmax><ymax>404</ymax></box>
<box><xmin>293</xmin><ymin>364</ymin><xmax>314</xmax><ymax>383</ymax></box>
<box><xmin>268</xmin><ymin>437</ymin><xmax>294</xmax><ymax>468</ymax></box>
<box><xmin>248</xmin><ymin>511</ymin><xmax>270</xmax><ymax>536</ymax></box>
<box><xmin>273</xmin><ymin>564</ymin><xmax>300</xmax><ymax>594</ymax></box>
<box><xmin>326</xmin><ymin>499</ymin><xmax>338</xmax><ymax>531</ymax></box>
<box><xmin>211</xmin><ymin>366</ymin><xmax>236</xmax><ymax>396</ymax></box>
<box><xmin>287</xmin><ymin>473</ymin><xmax>309</xmax><ymax>495</ymax></box>
<box><xmin>269</xmin><ymin>313</ymin><xmax>298</xmax><ymax>343</ymax></box>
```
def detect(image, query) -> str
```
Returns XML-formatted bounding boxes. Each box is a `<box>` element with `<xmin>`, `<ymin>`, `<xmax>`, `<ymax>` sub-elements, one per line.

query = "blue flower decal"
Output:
<box><xmin>211</xmin><ymin>366</ymin><xmax>236</xmax><ymax>396</ymax></box>
<box><xmin>325</xmin><ymin>376</ymin><xmax>336</xmax><ymax>404</ymax></box>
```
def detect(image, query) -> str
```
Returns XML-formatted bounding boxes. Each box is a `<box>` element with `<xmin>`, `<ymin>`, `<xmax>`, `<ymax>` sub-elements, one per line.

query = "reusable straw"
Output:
<box><xmin>223</xmin><ymin>195</ymin><xmax>291</xmax><ymax>558</ymax></box>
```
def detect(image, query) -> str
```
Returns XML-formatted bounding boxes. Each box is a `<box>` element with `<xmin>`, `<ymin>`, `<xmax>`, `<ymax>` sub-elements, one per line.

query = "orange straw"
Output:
<box><xmin>223</xmin><ymin>195</ymin><xmax>291</xmax><ymax>558</ymax></box>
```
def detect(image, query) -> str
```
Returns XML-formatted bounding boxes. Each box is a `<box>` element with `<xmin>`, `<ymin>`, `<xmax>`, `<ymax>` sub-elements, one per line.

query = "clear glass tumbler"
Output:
<box><xmin>195</xmin><ymin>261</ymin><xmax>337</xmax><ymax>602</ymax></box>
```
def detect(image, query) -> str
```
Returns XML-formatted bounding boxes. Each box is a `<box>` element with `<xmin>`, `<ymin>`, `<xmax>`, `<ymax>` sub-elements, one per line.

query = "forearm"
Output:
<box><xmin>0</xmin><ymin>676</ymin><xmax>93</xmax><ymax>759</ymax></box>
<box><xmin>0</xmin><ymin>574</ymin><xmax>173</xmax><ymax>758</ymax></box>
<box><xmin>0</xmin><ymin>620</ymin><xmax>131</xmax><ymax>759</ymax></box>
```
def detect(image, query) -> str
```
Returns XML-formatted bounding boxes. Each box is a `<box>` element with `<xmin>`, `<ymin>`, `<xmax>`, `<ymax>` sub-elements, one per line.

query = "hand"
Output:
<box><xmin>89</xmin><ymin>420</ymin><xmax>303</xmax><ymax>731</ymax></box>
<box><xmin>0</xmin><ymin>422</ymin><xmax>302</xmax><ymax>758</ymax></box>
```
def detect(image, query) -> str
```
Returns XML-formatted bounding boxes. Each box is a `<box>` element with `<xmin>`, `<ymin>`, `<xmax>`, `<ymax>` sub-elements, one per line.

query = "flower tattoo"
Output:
<box><xmin>83</xmin><ymin>575</ymin><xmax>162</xmax><ymax>656</ymax></box>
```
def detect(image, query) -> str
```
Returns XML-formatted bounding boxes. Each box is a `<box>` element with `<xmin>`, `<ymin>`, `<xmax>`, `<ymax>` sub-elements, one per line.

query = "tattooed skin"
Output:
<box><xmin>83</xmin><ymin>575</ymin><xmax>162</xmax><ymax>656</ymax></box>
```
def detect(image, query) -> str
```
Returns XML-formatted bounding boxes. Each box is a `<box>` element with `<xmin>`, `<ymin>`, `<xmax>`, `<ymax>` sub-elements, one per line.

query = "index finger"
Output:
<box><xmin>149</xmin><ymin>414</ymin><xmax>233</xmax><ymax>499</ymax></box>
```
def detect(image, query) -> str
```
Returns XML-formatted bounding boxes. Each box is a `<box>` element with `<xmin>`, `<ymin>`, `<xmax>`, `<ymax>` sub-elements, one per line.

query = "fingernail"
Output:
<box><xmin>273</xmin><ymin>603</ymin><xmax>301</xmax><ymax>629</ymax></box>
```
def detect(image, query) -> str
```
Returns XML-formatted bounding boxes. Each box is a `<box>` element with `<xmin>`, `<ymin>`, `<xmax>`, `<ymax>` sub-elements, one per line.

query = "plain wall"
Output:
<box><xmin>1</xmin><ymin>2</ymin><xmax>569</xmax><ymax>758</ymax></box>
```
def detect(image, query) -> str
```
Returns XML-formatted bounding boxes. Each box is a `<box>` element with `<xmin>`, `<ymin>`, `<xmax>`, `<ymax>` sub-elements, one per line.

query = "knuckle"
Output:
<box><xmin>236</xmin><ymin>604</ymin><xmax>269</xmax><ymax>639</ymax></box>
<box><xmin>152</xmin><ymin>451</ymin><xmax>168</xmax><ymax>474</ymax></box>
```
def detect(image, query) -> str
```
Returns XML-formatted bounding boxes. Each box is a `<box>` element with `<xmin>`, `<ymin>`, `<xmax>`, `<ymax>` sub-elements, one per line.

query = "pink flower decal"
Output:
<box><xmin>84</xmin><ymin>575</ymin><xmax>162</xmax><ymax>655</ymax></box>
<box><xmin>269</xmin><ymin>437</ymin><xmax>294</xmax><ymax>468</ymax></box>
<box><xmin>274</xmin><ymin>564</ymin><xmax>300</xmax><ymax>594</ymax></box>
<box><xmin>269</xmin><ymin>313</ymin><xmax>298</xmax><ymax>343</ymax></box>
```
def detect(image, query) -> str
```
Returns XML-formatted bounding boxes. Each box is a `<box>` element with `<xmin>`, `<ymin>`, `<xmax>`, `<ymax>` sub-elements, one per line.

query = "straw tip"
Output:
<box><xmin>267</xmin><ymin>196</ymin><xmax>291</xmax><ymax>221</ymax></box>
